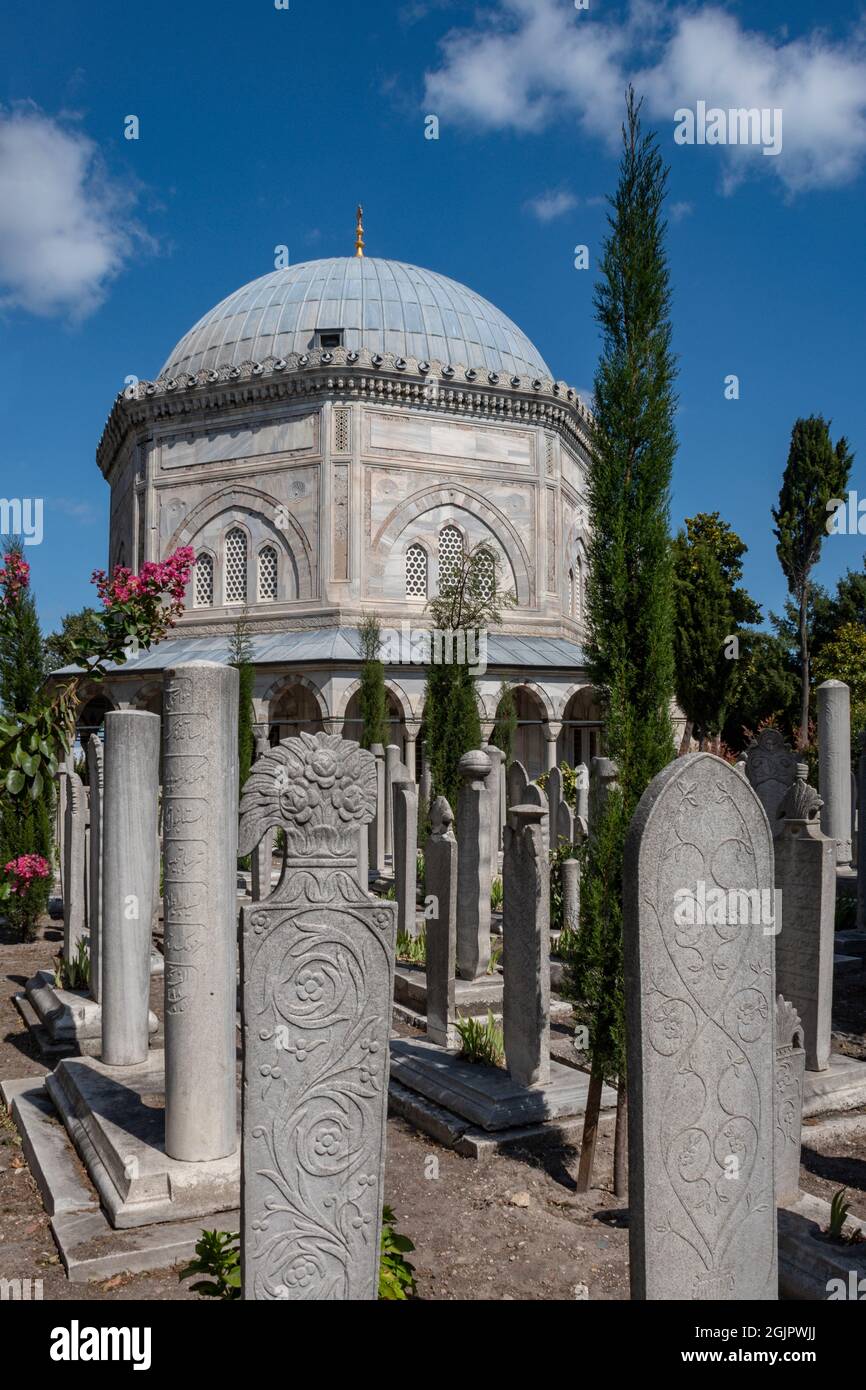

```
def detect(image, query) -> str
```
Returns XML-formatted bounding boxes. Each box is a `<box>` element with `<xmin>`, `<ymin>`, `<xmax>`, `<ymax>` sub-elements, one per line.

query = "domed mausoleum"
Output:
<box><xmin>91</xmin><ymin>220</ymin><xmax>601</xmax><ymax>778</ymax></box>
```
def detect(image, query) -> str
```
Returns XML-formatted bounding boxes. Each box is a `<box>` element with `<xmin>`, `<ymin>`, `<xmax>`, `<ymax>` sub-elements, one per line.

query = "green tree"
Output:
<box><xmin>43</xmin><ymin>607</ymin><xmax>104</xmax><ymax>673</ymax></box>
<box><xmin>0</xmin><ymin>540</ymin><xmax>54</xmax><ymax>935</ymax></box>
<box><xmin>672</xmin><ymin>514</ymin><xmax>762</xmax><ymax>748</ymax></box>
<box><xmin>720</xmin><ymin>629</ymin><xmax>799</xmax><ymax>750</ymax></box>
<box><xmin>490</xmin><ymin>680</ymin><xmax>517</xmax><ymax>765</ymax></box>
<box><xmin>228</xmin><ymin>612</ymin><xmax>255</xmax><ymax>791</ymax></box>
<box><xmin>568</xmin><ymin>90</ymin><xmax>677</xmax><ymax>1196</ymax></box>
<box><xmin>358</xmin><ymin>615</ymin><xmax>389</xmax><ymax>751</ymax></box>
<box><xmin>813</xmin><ymin>622</ymin><xmax>866</xmax><ymax>754</ymax></box>
<box><xmin>423</xmin><ymin>544</ymin><xmax>512</xmax><ymax>812</ymax></box>
<box><xmin>772</xmin><ymin>416</ymin><xmax>853</xmax><ymax>748</ymax></box>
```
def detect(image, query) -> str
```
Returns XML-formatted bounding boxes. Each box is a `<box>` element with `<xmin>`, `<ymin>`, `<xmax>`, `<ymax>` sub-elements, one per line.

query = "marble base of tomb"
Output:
<box><xmin>802</xmin><ymin>1052</ymin><xmax>866</xmax><ymax>1118</ymax></box>
<box><xmin>18</xmin><ymin>969</ymin><xmax>159</xmax><ymax>1057</ymax></box>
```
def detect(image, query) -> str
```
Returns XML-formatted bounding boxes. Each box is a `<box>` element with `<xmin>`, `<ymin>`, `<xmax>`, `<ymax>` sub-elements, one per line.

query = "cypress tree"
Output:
<box><xmin>0</xmin><ymin>540</ymin><xmax>54</xmax><ymax>935</ymax></box>
<box><xmin>229</xmin><ymin>611</ymin><xmax>255</xmax><ymax>791</ymax></box>
<box><xmin>568</xmin><ymin>89</ymin><xmax>677</xmax><ymax>1195</ymax></box>
<box><xmin>358</xmin><ymin>615</ymin><xmax>389</xmax><ymax>750</ymax></box>
<box><xmin>672</xmin><ymin>534</ymin><xmax>733</xmax><ymax>747</ymax></box>
<box><xmin>772</xmin><ymin>416</ymin><xmax>853</xmax><ymax>748</ymax></box>
<box><xmin>490</xmin><ymin>680</ymin><xmax>517</xmax><ymax>766</ymax></box>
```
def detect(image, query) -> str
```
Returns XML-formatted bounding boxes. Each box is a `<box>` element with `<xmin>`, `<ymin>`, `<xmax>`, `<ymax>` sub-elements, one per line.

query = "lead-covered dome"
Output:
<box><xmin>160</xmin><ymin>257</ymin><xmax>552</xmax><ymax>380</ymax></box>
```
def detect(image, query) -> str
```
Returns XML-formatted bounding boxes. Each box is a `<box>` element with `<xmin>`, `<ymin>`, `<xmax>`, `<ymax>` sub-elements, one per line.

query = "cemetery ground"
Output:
<box><xmin>4</xmin><ymin>908</ymin><xmax>866</xmax><ymax>1302</ymax></box>
<box><xmin>0</xmin><ymin>914</ymin><xmax>630</xmax><ymax>1302</ymax></box>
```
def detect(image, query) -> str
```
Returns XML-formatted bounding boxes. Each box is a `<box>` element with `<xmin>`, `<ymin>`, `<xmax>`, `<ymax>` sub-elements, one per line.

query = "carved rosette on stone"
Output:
<box><xmin>238</xmin><ymin>732</ymin><xmax>396</xmax><ymax>1301</ymax></box>
<box><xmin>624</xmin><ymin>753</ymin><xmax>778</xmax><ymax>1301</ymax></box>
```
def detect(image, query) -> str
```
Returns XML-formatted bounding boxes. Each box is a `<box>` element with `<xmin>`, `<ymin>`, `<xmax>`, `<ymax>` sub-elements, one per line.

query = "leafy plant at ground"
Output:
<box><xmin>178</xmin><ymin>1229</ymin><xmax>240</xmax><ymax>1299</ymax></box>
<box><xmin>396</xmin><ymin>927</ymin><xmax>426</xmax><ymax>965</ymax></box>
<box><xmin>55</xmin><ymin>936</ymin><xmax>90</xmax><ymax>991</ymax></box>
<box><xmin>455</xmin><ymin>1009</ymin><xmax>504</xmax><ymax>1066</ymax></box>
<box><xmin>379</xmin><ymin>1205</ymin><xmax>417</xmax><ymax>1300</ymax></box>
<box><xmin>835</xmin><ymin>895</ymin><xmax>858</xmax><ymax>932</ymax></box>
<box><xmin>490</xmin><ymin>875</ymin><xmax>503</xmax><ymax>912</ymax></box>
<box><xmin>488</xmin><ymin>938</ymin><xmax>503</xmax><ymax>973</ymax></box>
<box><xmin>416</xmin><ymin>850</ymin><xmax>425</xmax><ymax>898</ymax></box>
<box><xmin>826</xmin><ymin>1189</ymin><xmax>853</xmax><ymax>1242</ymax></box>
<box><xmin>557</xmin><ymin>922</ymin><xmax>581</xmax><ymax>960</ymax></box>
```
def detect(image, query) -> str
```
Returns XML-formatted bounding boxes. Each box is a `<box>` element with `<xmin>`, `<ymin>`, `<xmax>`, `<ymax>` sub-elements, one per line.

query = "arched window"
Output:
<box><xmin>476</xmin><ymin>549</ymin><xmax>495</xmax><ymax>601</ymax></box>
<box><xmin>194</xmin><ymin>552</ymin><xmax>214</xmax><ymax>608</ymax></box>
<box><xmin>438</xmin><ymin>525</ymin><xmax>463</xmax><ymax>592</ymax></box>
<box><xmin>405</xmin><ymin>543</ymin><xmax>428</xmax><ymax>598</ymax></box>
<box><xmin>258</xmin><ymin>545</ymin><xmax>278</xmax><ymax>602</ymax></box>
<box><xmin>225</xmin><ymin>528</ymin><xmax>247</xmax><ymax>604</ymax></box>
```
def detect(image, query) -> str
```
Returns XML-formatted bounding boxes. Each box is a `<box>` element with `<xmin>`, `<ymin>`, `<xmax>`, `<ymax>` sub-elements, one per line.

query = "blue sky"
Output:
<box><xmin>2</xmin><ymin>0</ymin><xmax>865</xmax><ymax>633</ymax></box>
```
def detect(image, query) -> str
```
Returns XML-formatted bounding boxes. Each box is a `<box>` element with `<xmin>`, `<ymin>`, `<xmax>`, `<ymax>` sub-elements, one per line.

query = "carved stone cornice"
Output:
<box><xmin>97</xmin><ymin>348</ymin><xmax>593</xmax><ymax>478</ymax></box>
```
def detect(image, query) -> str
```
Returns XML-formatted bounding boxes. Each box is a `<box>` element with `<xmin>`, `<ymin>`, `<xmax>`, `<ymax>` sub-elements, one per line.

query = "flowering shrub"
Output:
<box><xmin>0</xmin><ymin>551</ymin><xmax>30</xmax><ymax>607</ymax></box>
<box><xmin>1</xmin><ymin>853</ymin><xmax>51</xmax><ymax>939</ymax></box>
<box><xmin>0</xmin><ymin>548</ymin><xmax>196</xmax><ymax>889</ymax></box>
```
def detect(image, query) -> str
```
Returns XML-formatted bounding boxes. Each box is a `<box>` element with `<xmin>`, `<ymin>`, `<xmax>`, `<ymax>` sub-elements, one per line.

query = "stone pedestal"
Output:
<box><xmin>238</xmin><ymin>732</ymin><xmax>394</xmax><ymax>1301</ymax></box>
<box><xmin>425</xmin><ymin>797</ymin><xmax>457</xmax><ymax>1047</ymax></box>
<box><xmin>85</xmin><ymin>739</ymin><xmax>104</xmax><ymax>1002</ymax></box>
<box><xmin>384</xmin><ymin>744</ymin><xmax>400</xmax><ymax>861</ymax></box>
<box><xmin>101</xmin><ymin>712</ymin><xmax>161</xmax><ymax>1068</ymax></box>
<box><xmin>818</xmin><ymin>679</ymin><xmax>852</xmax><ymax>866</ymax></box>
<box><xmin>624</xmin><ymin>752</ymin><xmax>777</xmax><ymax>1301</ymax></box>
<box><xmin>369</xmin><ymin>743</ymin><xmax>385</xmax><ymax>875</ymax></box>
<box><xmin>162</xmin><ymin>663</ymin><xmax>239</xmax><ymax>1164</ymax></box>
<box><xmin>456</xmin><ymin>749</ymin><xmax>493</xmax><ymax>981</ymax></box>
<box><xmin>62</xmin><ymin>772</ymin><xmax>87</xmax><ymax>962</ymax></box>
<box><xmin>774</xmin><ymin>765</ymin><xmax>835</xmax><ymax>1072</ymax></box>
<box><xmin>503</xmin><ymin>804</ymin><xmax>550</xmax><ymax>1088</ymax></box>
<box><xmin>774</xmin><ymin>996</ymin><xmax>805</xmax><ymax>1206</ymax></box>
<box><xmin>393</xmin><ymin>773</ymin><xmax>419</xmax><ymax>939</ymax></box>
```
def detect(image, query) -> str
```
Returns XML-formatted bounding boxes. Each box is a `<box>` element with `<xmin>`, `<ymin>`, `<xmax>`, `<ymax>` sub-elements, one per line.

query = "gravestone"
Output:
<box><xmin>62</xmin><ymin>772</ymin><xmax>87</xmax><ymax>962</ymax></box>
<box><xmin>163</xmin><ymin>662</ymin><xmax>239</xmax><ymax>1162</ymax></box>
<box><xmin>85</xmin><ymin>738</ymin><xmax>104</xmax><ymax>1002</ymax></box>
<box><xmin>368</xmin><ymin>743</ymin><xmax>385</xmax><ymax>876</ymax></box>
<box><xmin>745</xmin><ymin>728</ymin><xmax>797</xmax><ymax>835</ymax></box>
<box><xmin>456</xmin><ymin>749</ymin><xmax>493</xmax><ymax>981</ymax></box>
<box><xmin>774</xmin><ymin>765</ymin><xmax>835</xmax><ymax>1072</ymax></box>
<box><xmin>774</xmin><ymin>996</ymin><xmax>805</xmax><ymax>1206</ymax></box>
<box><xmin>239</xmin><ymin>731</ymin><xmax>395</xmax><ymax>1300</ymax></box>
<box><xmin>425</xmin><ymin>796</ymin><xmax>457</xmax><ymax>1047</ymax></box>
<box><xmin>482</xmin><ymin>744</ymin><xmax>503</xmax><ymax>879</ymax></box>
<box><xmin>574</xmin><ymin>763</ymin><xmax>589</xmax><ymax>825</ymax></box>
<box><xmin>624</xmin><ymin>751</ymin><xmax>777</xmax><ymax>1301</ymax></box>
<box><xmin>859</xmin><ymin>734</ymin><xmax>866</xmax><ymax>931</ymax></box>
<box><xmin>101</xmin><ymin>712</ymin><xmax>161</xmax><ymax>1066</ymax></box>
<box><xmin>419</xmin><ymin>756</ymin><xmax>433</xmax><ymax>825</ymax></box>
<box><xmin>384</xmin><ymin>744</ymin><xmax>400</xmax><ymax>861</ymax></box>
<box><xmin>506</xmin><ymin>759</ymin><xmax>529</xmax><ymax>819</ymax></box>
<box><xmin>548</xmin><ymin>766</ymin><xmax>575</xmax><ymax>846</ymax></box>
<box><xmin>522</xmin><ymin>779</ymin><xmax>550</xmax><ymax>857</ymax></box>
<box><xmin>503</xmin><ymin>803</ymin><xmax>550</xmax><ymax>1087</ymax></box>
<box><xmin>818</xmin><ymin>680</ymin><xmax>853</xmax><ymax>867</ymax></box>
<box><xmin>250</xmin><ymin>736</ymin><xmax>275</xmax><ymax>903</ymax></box>
<box><xmin>589</xmin><ymin>757</ymin><xmax>618</xmax><ymax>834</ymax></box>
<box><xmin>561</xmin><ymin>857</ymin><xmax>580</xmax><ymax>934</ymax></box>
<box><xmin>392</xmin><ymin>767</ymin><xmax>419</xmax><ymax>940</ymax></box>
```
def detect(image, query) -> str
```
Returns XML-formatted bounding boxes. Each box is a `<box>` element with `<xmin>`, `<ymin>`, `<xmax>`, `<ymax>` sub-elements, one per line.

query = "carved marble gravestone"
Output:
<box><xmin>745</xmin><ymin>728</ymin><xmax>797</xmax><ymax>836</ymax></box>
<box><xmin>624</xmin><ymin>752</ymin><xmax>778</xmax><ymax>1301</ymax></box>
<box><xmin>62</xmin><ymin>771</ymin><xmax>87</xmax><ymax>960</ymax></box>
<box><xmin>238</xmin><ymin>731</ymin><xmax>396</xmax><ymax>1301</ymax></box>
<box><xmin>774</xmin><ymin>996</ymin><xmax>805</xmax><ymax>1206</ymax></box>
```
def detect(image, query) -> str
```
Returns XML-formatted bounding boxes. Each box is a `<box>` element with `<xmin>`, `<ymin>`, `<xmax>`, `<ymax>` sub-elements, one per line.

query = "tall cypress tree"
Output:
<box><xmin>490</xmin><ymin>680</ymin><xmax>517</xmax><ymax>766</ymax></box>
<box><xmin>358</xmin><ymin>615</ymin><xmax>389</xmax><ymax>750</ymax></box>
<box><xmin>772</xmin><ymin>416</ymin><xmax>853</xmax><ymax>748</ymax></box>
<box><xmin>0</xmin><ymin>540</ymin><xmax>54</xmax><ymax>934</ymax></box>
<box><xmin>568</xmin><ymin>90</ymin><xmax>677</xmax><ymax>1195</ymax></box>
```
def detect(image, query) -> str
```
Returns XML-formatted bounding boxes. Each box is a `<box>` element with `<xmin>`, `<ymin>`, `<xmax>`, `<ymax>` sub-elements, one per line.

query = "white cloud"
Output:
<box><xmin>0</xmin><ymin>105</ymin><xmax>151</xmax><ymax>320</ymax></box>
<box><xmin>524</xmin><ymin>188</ymin><xmax>578</xmax><ymax>222</ymax></box>
<box><xmin>423</xmin><ymin>0</ymin><xmax>866</xmax><ymax>194</ymax></box>
<box><xmin>669</xmin><ymin>200</ymin><xmax>693</xmax><ymax>222</ymax></box>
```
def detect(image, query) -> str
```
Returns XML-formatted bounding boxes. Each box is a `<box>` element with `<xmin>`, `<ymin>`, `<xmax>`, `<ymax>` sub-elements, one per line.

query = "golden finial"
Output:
<box><xmin>354</xmin><ymin>204</ymin><xmax>365</xmax><ymax>258</ymax></box>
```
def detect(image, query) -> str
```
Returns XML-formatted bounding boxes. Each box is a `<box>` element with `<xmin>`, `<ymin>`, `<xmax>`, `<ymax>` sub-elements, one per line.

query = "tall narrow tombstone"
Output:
<box><xmin>624</xmin><ymin>752</ymin><xmax>777</xmax><ymax>1301</ymax></box>
<box><xmin>163</xmin><ymin>663</ymin><xmax>238</xmax><ymax>1163</ymax></box>
<box><xmin>419</xmin><ymin>757</ymin><xmax>433</xmax><ymax>825</ymax></box>
<box><xmin>522</xmin><ymin>779</ymin><xmax>549</xmax><ymax>858</ymax></box>
<box><xmin>238</xmin><ymin>732</ymin><xmax>395</xmax><ymax>1301</ymax></box>
<box><xmin>561</xmin><ymin>857</ymin><xmax>580</xmax><ymax>934</ymax></box>
<box><xmin>503</xmin><ymin>803</ymin><xmax>550</xmax><ymax>1087</ymax></box>
<box><xmin>817</xmin><ymin>679</ymin><xmax>853</xmax><ymax>866</ymax></box>
<box><xmin>384</xmin><ymin>744</ymin><xmax>400</xmax><ymax>861</ymax></box>
<box><xmin>851</xmin><ymin>770</ymin><xmax>858</xmax><ymax>871</ymax></box>
<box><xmin>425</xmin><ymin>796</ymin><xmax>457</xmax><ymax>1047</ymax></box>
<box><xmin>456</xmin><ymin>749</ymin><xmax>493</xmax><ymax>980</ymax></box>
<box><xmin>589</xmin><ymin>756</ymin><xmax>618</xmax><ymax>834</ymax></box>
<box><xmin>368</xmin><ymin>744</ymin><xmax>385</xmax><ymax>876</ymax></box>
<box><xmin>506</xmin><ymin>759</ymin><xmax>529</xmax><ymax>821</ymax></box>
<box><xmin>482</xmin><ymin>743</ymin><xmax>503</xmax><ymax>879</ymax></box>
<box><xmin>498</xmin><ymin>758</ymin><xmax>507</xmax><ymax>851</ymax></box>
<box><xmin>574</xmin><ymin>763</ymin><xmax>589</xmax><ymax>826</ymax></box>
<box><xmin>56</xmin><ymin>752</ymin><xmax>73</xmax><ymax>901</ymax></box>
<box><xmin>745</xmin><ymin>728</ymin><xmax>797</xmax><ymax>836</ymax></box>
<box><xmin>102</xmin><ymin>712</ymin><xmax>160</xmax><ymax>1066</ymax></box>
<box><xmin>392</xmin><ymin>768</ymin><xmax>419</xmax><ymax>939</ymax></box>
<box><xmin>250</xmin><ymin>735</ymin><xmax>274</xmax><ymax>903</ymax></box>
<box><xmin>85</xmin><ymin>738</ymin><xmax>104</xmax><ymax>1001</ymax></box>
<box><xmin>774</xmin><ymin>765</ymin><xmax>835</xmax><ymax>1072</ymax></box>
<box><xmin>774</xmin><ymin>996</ymin><xmax>805</xmax><ymax>1206</ymax></box>
<box><xmin>62</xmin><ymin>772</ymin><xmax>87</xmax><ymax>962</ymax></box>
<box><xmin>859</xmin><ymin>734</ymin><xmax>866</xmax><ymax>931</ymax></box>
<box><xmin>548</xmin><ymin>765</ymin><xmax>575</xmax><ymax>845</ymax></box>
